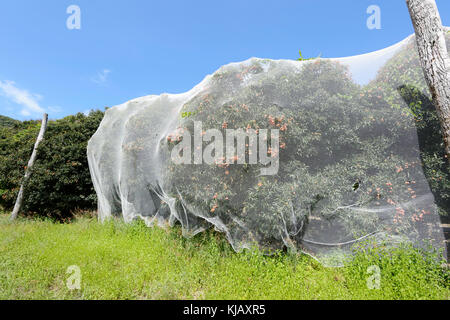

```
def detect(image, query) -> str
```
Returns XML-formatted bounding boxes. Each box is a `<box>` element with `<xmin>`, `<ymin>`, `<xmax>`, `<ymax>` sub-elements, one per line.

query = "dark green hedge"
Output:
<box><xmin>0</xmin><ymin>111</ymin><xmax>104</xmax><ymax>219</ymax></box>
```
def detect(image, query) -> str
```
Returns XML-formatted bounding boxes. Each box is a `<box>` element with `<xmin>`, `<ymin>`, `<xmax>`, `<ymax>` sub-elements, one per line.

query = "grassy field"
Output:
<box><xmin>0</xmin><ymin>213</ymin><xmax>448</xmax><ymax>300</ymax></box>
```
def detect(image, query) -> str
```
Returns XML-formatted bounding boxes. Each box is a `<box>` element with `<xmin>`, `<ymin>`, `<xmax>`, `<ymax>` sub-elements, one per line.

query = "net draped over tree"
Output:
<box><xmin>87</xmin><ymin>31</ymin><xmax>449</xmax><ymax>266</ymax></box>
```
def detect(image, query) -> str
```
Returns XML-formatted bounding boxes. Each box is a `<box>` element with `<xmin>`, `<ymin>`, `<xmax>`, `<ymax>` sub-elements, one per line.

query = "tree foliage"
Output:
<box><xmin>0</xmin><ymin>111</ymin><xmax>104</xmax><ymax>219</ymax></box>
<box><xmin>0</xmin><ymin>115</ymin><xmax>20</xmax><ymax>128</ymax></box>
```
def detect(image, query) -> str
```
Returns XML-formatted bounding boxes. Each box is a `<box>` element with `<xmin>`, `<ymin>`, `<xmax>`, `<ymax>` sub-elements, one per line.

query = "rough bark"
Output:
<box><xmin>10</xmin><ymin>113</ymin><xmax>48</xmax><ymax>221</ymax></box>
<box><xmin>406</xmin><ymin>0</ymin><xmax>450</xmax><ymax>160</ymax></box>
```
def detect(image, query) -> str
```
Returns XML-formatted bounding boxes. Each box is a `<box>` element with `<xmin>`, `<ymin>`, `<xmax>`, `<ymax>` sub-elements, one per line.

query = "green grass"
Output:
<box><xmin>0</xmin><ymin>213</ymin><xmax>448</xmax><ymax>300</ymax></box>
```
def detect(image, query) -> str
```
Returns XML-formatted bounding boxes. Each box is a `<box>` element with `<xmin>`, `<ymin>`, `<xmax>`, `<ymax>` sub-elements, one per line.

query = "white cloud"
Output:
<box><xmin>91</xmin><ymin>69</ymin><xmax>111</xmax><ymax>85</ymax></box>
<box><xmin>0</xmin><ymin>80</ymin><xmax>45</xmax><ymax>116</ymax></box>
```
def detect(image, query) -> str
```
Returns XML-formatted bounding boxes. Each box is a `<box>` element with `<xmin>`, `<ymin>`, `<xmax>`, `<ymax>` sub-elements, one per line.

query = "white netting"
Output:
<box><xmin>87</xmin><ymin>32</ymin><xmax>448</xmax><ymax>266</ymax></box>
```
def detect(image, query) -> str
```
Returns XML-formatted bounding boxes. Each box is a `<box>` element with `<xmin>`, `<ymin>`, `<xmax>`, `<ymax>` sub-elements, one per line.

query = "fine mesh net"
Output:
<box><xmin>87</xmin><ymin>32</ymin><xmax>449</xmax><ymax>266</ymax></box>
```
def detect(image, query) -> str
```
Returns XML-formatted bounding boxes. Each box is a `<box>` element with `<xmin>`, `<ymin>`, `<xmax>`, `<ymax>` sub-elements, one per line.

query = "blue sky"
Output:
<box><xmin>0</xmin><ymin>0</ymin><xmax>449</xmax><ymax>120</ymax></box>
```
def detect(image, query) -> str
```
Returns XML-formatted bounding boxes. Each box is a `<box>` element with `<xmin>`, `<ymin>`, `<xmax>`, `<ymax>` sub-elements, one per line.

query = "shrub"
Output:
<box><xmin>0</xmin><ymin>120</ymin><xmax>40</xmax><ymax>209</ymax></box>
<box><xmin>0</xmin><ymin>115</ymin><xmax>20</xmax><ymax>128</ymax></box>
<box><xmin>0</xmin><ymin>111</ymin><xmax>104</xmax><ymax>219</ymax></box>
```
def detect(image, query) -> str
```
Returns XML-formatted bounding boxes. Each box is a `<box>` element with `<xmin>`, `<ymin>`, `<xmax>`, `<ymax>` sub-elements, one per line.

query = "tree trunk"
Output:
<box><xmin>10</xmin><ymin>113</ymin><xmax>48</xmax><ymax>221</ymax></box>
<box><xmin>406</xmin><ymin>0</ymin><xmax>450</xmax><ymax>161</ymax></box>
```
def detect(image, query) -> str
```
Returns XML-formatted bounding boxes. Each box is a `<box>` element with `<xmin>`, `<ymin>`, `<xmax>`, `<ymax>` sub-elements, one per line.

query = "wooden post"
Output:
<box><xmin>10</xmin><ymin>113</ymin><xmax>48</xmax><ymax>221</ymax></box>
<box><xmin>406</xmin><ymin>0</ymin><xmax>450</xmax><ymax>160</ymax></box>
